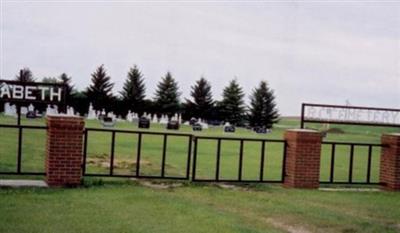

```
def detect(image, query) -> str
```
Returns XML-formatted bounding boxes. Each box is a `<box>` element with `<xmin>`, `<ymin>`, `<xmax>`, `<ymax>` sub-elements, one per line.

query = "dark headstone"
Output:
<box><xmin>254</xmin><ymin>127</ymin><xmax>267</xmax><ymax>134</ymax></box>
<box><xmin>26</xmin><ymin>111</ymin><xmax>36</xmax><ymax>119</ymax></box>
<box><xmin>101</xmin><ymin>117</ymin><xmax>116</xmax><ymax>127</ymax></box>
<box><xmin>138</xmin><ymin>117</ymin><xmax>150</xmax><ymax>129</ymax></box>
<box><xmin>224</xmin><ymin>125</ymin><xmax>235</xmax><ymax>133</ymax></box>
<box><xmin>192</xmin><ymin>123</ymin><xmax>202</xmax><ymax>131</ymax></box>
<box><xmin>189</xmin><ymin>117</ymin><xmax>198</xmax><ymax>125</ymax></box>
<box><xmin>167</xmin><ymin>120</ymin><xmax>180</xmax><ymax>130</ymax></box>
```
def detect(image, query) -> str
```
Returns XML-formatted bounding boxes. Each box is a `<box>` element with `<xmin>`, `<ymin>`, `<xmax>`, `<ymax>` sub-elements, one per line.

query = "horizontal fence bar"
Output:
<box><xmin>83</xmin><ymin>173</ymin><xmax>188</xmax><ymax>180</ymax></box>
<box><xmin>195</xmin><ymin>136</ymin><xmax>286</xmax><ymax>143</ymax></box>
<box><xmin>0</xmin><ymin>124</ymin><xmax>47</xmax><ymax>130</ymax></box>
<box><xmin>191</xmin><ymin>179</ymin><xmax>283</xmax><ymax>183</ymax></box>
<box><xmin>0</xmin><ymin>172</ymin><xmax>45</xmax><ymax>176</ymax></box>
<box><xmin>320</xmin><ymin>181</ymin><xmax>380</xmax><ymax>185</ymax></box>
<box><xmin>322</xmin><ymin>141</ymin><xmax>383</xmax><ymax>147</ymax></box>
<box><xmin>85</xmin><ymin>127</ymin><xmax>193</xmax><ymax>137</ymax></box>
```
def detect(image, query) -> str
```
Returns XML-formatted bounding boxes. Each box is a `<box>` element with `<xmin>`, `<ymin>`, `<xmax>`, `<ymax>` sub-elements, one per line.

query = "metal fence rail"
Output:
<box><xmin>191</xmin><ymin>136</ymin><xmax>287</xmax><ymax>183</ymax></box>
<box><xmin>320</xmin><ymin>141</ymin><xmax>383</xmax><ymax>185</ymax></box>
<box><xmin>0</xmin><ymin>124</ymin><xmax>47</xmax><ymax>176</ymax></box>
<box><xmin>83</xmin><ymin>128</ymin><xmax>193</xmax><ymax>180</ymax></box>
<box><xmin>0</xmin><ymin>124</ymin><xmax>386</xmax><ymax>186</ymax></box>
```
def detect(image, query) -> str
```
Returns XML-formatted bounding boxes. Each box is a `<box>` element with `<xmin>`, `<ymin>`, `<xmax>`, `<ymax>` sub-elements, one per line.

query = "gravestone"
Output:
<box><xmin>223</xmin><ymin>122</ymin><xmax>235</xmax><ymax>133</ymax></box>
<box><xmin>4</xmin><ymin>103</ymin><xmax>17</xmax><ymax>117</ymax></box>
<box><xmin>159</xmin><ymin>115</ymin><xmax>168</xmax><ymax>124</ymax></box>
<box><xmin>152</xmin><ymin>115</ymin><xmax>158</xmax><ymax>123</ymax></box>
<box><xmin>167</xmin><ymin>120</ymin><xmax>179</xmax><ymax>130</ymax></box>
<box><xmin>101</xmin><ymin>117</ymin><xmax>116</xmax><ymax>127</ymax></box>
<box><xmin>87</xmin><ymin>103</ymin><xmax>97</xmax><ymax>120</ymax></box>
<box><xmin>138</xmin><ymin>116</ymin><xmax>150</xmax><ymax>128</ymax></box>
<box><xmin>192</xmin><ymin>122</ymin><xmax>202</xmax><ymax>131</ymax></box>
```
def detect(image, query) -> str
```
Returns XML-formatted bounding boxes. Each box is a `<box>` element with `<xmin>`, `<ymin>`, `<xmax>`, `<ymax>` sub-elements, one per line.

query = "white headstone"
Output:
<box><xmin>152</xmin><ymin>115</ymin><xmax>158</xmax><ymax>123</ymax></box>
<box><xmin>28</xmin><ymin>104</ymin><xmax>34</xmax><ymax>112</ymax></box>
<box><xmin>20</xmin><ymin>107</ymin><xmax>28</xmax><ymax>115</ymax></box>
<box><xmin>87</xmin><ymin>103</ymin><xmax>97</xmax><ymax>120</ymax></box>
<box><xmin>67</xmin><ymin>106</ymin><xmax>75</xmax><ymax>116</ymax></box>
<box><xmin>126</xmin><ymin>111</ymin><xmax>133</xmax><ymax>122</ymax></box>
<box><xmin>4</xmin><ymin>103</ymin><xmax>17</xmax><ymax>117</ymax></box>
<box><xmin>160</xmin><ymin>114</ymin><xmax>168</xmax><ymax>124</ymax></box>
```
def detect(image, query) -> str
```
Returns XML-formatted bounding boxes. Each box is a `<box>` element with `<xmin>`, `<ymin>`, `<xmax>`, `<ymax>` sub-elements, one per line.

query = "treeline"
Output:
<box><xmin>10</xmin><ymin>65</ymin><xmax>279</xmax><ymax>127</ymax></box>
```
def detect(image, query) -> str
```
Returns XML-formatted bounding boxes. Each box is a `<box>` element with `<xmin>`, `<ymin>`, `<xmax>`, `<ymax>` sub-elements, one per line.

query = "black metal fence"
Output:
<box><xmin>0</xmin><ymin>124</ymin><xmax>47</xmax><ymax>176</ymax></box>
<box><xmin>192</xmin><ymin>136</ymin><xmax>287</xmax><ymax>183</ymax></box>
<box><xmin>320</xmin><ymin>141</ymin><xmax>383</xmax><ymax>185</ymax></box>
<box><xmin>0</xmin><ymin>124</ymin><xmax>385</xmax><ymax>186</ymax></box>
<box><xmin>82</xmin><ymin>128</ymin><xmax>193</xmax><ymax>180</ymax></box>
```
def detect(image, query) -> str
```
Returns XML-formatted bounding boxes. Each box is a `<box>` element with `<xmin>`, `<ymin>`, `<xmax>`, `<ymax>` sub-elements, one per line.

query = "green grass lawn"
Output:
<box><xmin>0</xmin><ymin>181</ymin><xmax>400</xmax><ymax>233</ymax></box>
<box><xmin>1</xmin><ymin>115</ymin><xmax>400</xmax><ymax>233</ymax></box>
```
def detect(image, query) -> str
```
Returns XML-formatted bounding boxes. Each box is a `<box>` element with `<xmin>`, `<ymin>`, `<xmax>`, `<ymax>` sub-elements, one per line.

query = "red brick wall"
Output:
<box><xmin>283</xmin><ymin>129</ymin><xmax>322</xmax><ymax>189</ymax></box>
<box><xmin>380</xmin><ymin>133</ymin><xmax>400</xmax><ymax>191</ymax></box>
<box><xmin>45</xmin><ymin>115</ymin><xmax>84</xmax><ymax>187</ymax></box>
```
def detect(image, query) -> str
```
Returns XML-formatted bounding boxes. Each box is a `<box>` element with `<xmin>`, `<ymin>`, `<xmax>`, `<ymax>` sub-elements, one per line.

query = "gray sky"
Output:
<box><xmin>1</xmin><ymin>1</ymin><xmax>399</xmax><ymax>115</ymax></box>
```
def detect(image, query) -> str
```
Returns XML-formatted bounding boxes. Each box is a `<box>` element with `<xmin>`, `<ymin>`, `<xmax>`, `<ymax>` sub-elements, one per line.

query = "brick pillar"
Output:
<box><xmin>283</xmin><ymin>129</ymin><xmax>322</xmax><ymax>189</ymax></box>
<box><xmin>380</xmin><ymin>133</ymin><xmax>400</xmax><ymax>191</ymax></box>
<box><xmin>46</xmin><ymin>115</ymin><xmax>84</xmax><ymax>187</ymax></box>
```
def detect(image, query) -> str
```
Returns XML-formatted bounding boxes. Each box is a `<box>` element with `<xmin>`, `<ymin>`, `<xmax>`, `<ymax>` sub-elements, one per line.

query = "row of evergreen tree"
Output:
<box><xmin>11</xmin><ymin>65</ymin><xmax>279</xmax><ymax>127</ymax></box>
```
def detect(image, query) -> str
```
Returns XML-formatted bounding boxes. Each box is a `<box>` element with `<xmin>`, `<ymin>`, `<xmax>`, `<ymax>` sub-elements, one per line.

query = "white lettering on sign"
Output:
<box><xmin>304</xmin><ymin>105</ymin><xmax>400</xmax><ymax>126</ymax></box>
<box><xmin>0</xmin><ymin>81</ymin><xmax>64</xmax><ymax>103</ymax></box>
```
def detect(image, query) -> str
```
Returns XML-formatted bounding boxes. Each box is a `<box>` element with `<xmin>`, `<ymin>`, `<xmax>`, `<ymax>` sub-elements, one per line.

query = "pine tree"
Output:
<box><xmin>220</xmin><ymin>79</ymin><xmax>245</xmax><ymax>125</ymax></box>
<box><xmin>154</xmin><ymin>72</ymin><xmax>181</xmax><ymax>117</ymax></box>
<box><xmin>120</xmin><ymin>65</ymin><xmax>146</xmax><ymax>115</ymax></box>
<box><xmin>59</xmin><ymin>73</ymin><xmax>75</xmax><ymax>106</ymax></box>
<box><xmin>15</xmin><ymin>68</ymin><xmax>35</xmax><ymax>82</ymax></box>
<box><xmin>86</xmin><ymin>65</ymin><xmax>114</xmax><ymax>112</ymax></box>
<box><xmin>185</xmin><ymin>77</ymin><xmax>214</xmax><ymax>120</ymax></box>
<box><xmin>248</xmin><ymin>81</ymin><xmax>279</xmax><ymax>128</ymax></box>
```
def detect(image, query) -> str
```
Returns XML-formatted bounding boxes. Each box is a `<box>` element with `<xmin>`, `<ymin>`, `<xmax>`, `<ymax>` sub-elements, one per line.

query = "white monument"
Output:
<box><xmin>4</xmin><ymin>103</ymin><xmax>17</xmax><ymax>117</ymax></box>
<box><xmin>87</xmin><ymin>103</ymin><xmax>97</xmax><ymax>119</ymax></box>
<box><xmin>159</xmin><ymin>114</ymin><xmax>168</xmax><ymax>124</ymax></box>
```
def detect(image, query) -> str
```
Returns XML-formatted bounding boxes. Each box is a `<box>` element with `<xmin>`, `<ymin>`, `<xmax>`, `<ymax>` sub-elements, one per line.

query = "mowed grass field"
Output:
<box><xmin>1</xmin><ymin>181</ymin><xmax>400</xmax><ymax>233</ymax></box>
<box><xmin>1</xmin><ymin>115</ymin><xmax>400</xmax><ymax>232</ymax></box>
<box><xmin>0</xmin><ymin>114</ymin><xmax>398</xmax><ymax>182</ymax></box>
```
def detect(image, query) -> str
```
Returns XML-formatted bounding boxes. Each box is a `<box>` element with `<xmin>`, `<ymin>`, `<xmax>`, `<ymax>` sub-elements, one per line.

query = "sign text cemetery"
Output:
<box><xmin>301</xmin><ymin>103</ymin><xmax>400</xmax><ymax>128</ymax></box>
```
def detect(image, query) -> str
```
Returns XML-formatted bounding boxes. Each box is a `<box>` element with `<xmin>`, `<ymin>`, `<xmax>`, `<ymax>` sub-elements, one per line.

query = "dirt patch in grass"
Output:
<box><xmin>87</xmin><ymin>154</ymin><xmax>151</xmax><ymax>169</ymax></box>
<box><xmin>324</xmin><ymin>128</ymin><xmax>345</xmax><ymax>134</ymax></box>
<box><xmin>265</xmin><ymin>218</ymin><xmax>312</xmax><ymax>233</ymax></box>
<box><xmin>138</xmin><ymin>180</ymin><xmax>184</xmax><ymax>190</ymax></box>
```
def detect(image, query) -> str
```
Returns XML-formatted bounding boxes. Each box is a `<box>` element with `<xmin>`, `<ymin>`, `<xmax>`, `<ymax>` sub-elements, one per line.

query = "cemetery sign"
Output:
<box><xmin>0</xmin><ymin>80</ymin><xmax>66</xmax><ymax>105</ymax></box>
<box><xmin>301</xmin><ymin>103</ymin><xmax>400</xmax><ymax>128</ymax></box>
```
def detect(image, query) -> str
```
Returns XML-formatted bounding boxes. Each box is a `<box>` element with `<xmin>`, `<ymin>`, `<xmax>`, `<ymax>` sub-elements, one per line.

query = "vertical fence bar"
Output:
<box><xmin>238</xmin><ymin>140</ymin><xmax>244</xmax><ymax>181</ymax></box>
<box><xmin>366</xmin><ymin>145</ymin><xmax>372</xmax><ymax>183</ymax></box>
<box><xmin>135</xmin><ymin>133</ymin><xmax>142</xmax><ymax>177</ymax></box>
<box><xmin>300</xmin><ymin>103</ymin><xmax>305</xmax><ymax>129</ymax></box>
<box><xmin>185</xmin><ymin>135</ymin><xmax>192</xmax><ymax>179</ymax></box>
<box><xmin>109</xmin><ymin>131</ymin><xmax>116</xmax><ymax>175</ymax></box>
<box><xmin>82</xmin><ymin>129</ymin><xmax>88</xmax><ymax>175</ymax></box>
<box><xmin>259</xmin><ymin>141</ymin><xmax>266</xmax><ymax>181</ymax></box>
<box><xmin>215</xmin><ymin>139</ymin><xmax>222</xmax><ymax>181</ymax></box>
<box><xmin>329</xmin><ymin>144</ymin><xmax>336</xmax><ymax>183</ymax></box>
<box><xmin>349</xmin><ymin>144</ymin><xmax>354</xmax><ymax>183</ymax></box>
<box><xmin>161</xmin><ymin>134</ymin><xmax>168</xmax><ymax>177</ymax></box>
<box><xmin>281</xmin><ymin>141</ymin><xmax>287</xmax><ymax>182</ymax></box>
<box><xmin>17</xmin><ymin>127</ymin><xmax>23</xmax><ymax>173</ymax></box>
<box><xmin>191</xmin><ymin>137</ymin><xmax>198</xmax><ymax>181</ymax></box>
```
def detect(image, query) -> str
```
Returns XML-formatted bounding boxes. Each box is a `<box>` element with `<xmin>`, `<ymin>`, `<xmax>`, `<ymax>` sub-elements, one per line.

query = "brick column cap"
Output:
<box><xmin>46</xmin><ymin>114</ymin><xmax>84</xmax><ymax>119</ymax></box>
<box><xmin>286</xmin><ymin>129</ymin><xmax>320</xmax><ymax>133</ymax></box>
<box><xmin>383</xmin><ymin>133</ymin><xmax>400</xmax><ymax>137</ymax></box>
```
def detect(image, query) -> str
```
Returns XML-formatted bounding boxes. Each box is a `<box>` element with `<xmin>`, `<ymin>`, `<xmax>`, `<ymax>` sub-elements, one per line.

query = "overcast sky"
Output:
<box><xmin>1</xmin><ymin>1</ymin><xmax>399</xmax><ymax>115</ymax></box>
